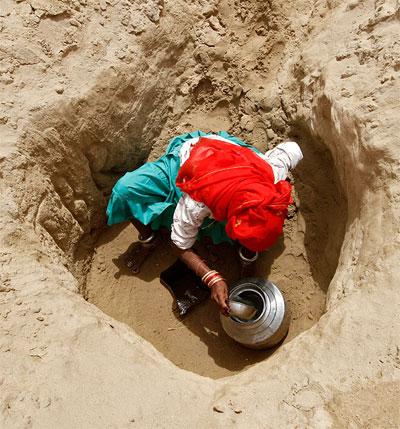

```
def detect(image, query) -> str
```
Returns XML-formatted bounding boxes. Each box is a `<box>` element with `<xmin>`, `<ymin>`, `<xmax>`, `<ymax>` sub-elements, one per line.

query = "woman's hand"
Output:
<box><xmin>174</xmin><ymin>245</ymin><xmax>230</xmax><ymax>314</ymax></box>
<box><xmin>211</xmin><ymin>280</ymin><xmax>230</xmax><ymax>315</ymax></box>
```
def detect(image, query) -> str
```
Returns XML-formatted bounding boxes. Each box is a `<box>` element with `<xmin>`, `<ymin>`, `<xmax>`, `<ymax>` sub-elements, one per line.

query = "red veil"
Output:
<box><xmin>176</xmin><ymin>137</ymin><xmax>293</xmax><ymax>252</ymax></box>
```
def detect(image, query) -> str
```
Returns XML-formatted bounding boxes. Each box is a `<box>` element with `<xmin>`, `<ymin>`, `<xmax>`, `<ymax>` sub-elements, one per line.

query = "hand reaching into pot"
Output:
<box><xmin>211</xmin><ymin>280</ymin><xmax>230</xmax><ymax>315</ymax></box>
<box><xmin>174</xmin><ymin>246</ymin><xmax>230</xmax><ymax>314</ymax></box>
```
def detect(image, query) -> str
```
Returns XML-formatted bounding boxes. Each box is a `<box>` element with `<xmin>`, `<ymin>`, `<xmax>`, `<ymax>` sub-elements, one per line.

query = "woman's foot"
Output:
<box><xmin>238</xmin><ymin>246</ymin><xmax>258</xmax><ymax>278</ymax></box>
<box><xmin>240</xmin><ymin>262</ymin><xmax>257</xmax><ymax>278</ymax></box>
<box><xmin>125</xmin><ymin>233</ymin><xmax>158</xmax><ymax>274</ymax></box>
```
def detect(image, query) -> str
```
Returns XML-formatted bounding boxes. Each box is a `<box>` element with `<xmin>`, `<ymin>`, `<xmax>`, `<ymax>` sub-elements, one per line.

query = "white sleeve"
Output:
<box><xmin>171</xmin><ymin>194</ymin><xmax>211</xmax><ymax>250</ymax></box>
<box><xmin>263</xmin><ymin>146</ymin><xmax>291</xmax><ymax>183</ymax></box>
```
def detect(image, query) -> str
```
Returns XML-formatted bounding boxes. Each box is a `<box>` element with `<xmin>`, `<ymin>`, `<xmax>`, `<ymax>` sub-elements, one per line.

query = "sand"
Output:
<box><xmin>0</xmin><ymin>0</ymin><xmax>399</xmax><ymax>427</ymax></box>
<box><xmin>85</xmin><ymin>128</ymin><xmax>345</xmax><ymax>378</ymax></box>
<box><xmin>84</xmin><ymin>220</ymin><xmax>327</xmax><ymax>379</ymax></box>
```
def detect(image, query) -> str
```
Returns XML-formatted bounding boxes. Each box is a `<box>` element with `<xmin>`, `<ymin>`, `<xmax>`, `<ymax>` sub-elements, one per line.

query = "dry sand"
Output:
<box><xmin>0</xmin><ymin>0</ymin><xmax>399</xmax><ymax>427</ymax></box>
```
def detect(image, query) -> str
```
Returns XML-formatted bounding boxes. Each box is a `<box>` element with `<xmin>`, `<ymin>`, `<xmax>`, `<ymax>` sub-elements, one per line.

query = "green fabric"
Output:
<box><xmin>106</xmin><ymin>130</ymin><xmax>261</xmax><ymax>245</ymax></box>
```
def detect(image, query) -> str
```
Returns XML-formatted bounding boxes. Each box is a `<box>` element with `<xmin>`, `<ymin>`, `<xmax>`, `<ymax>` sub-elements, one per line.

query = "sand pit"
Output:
<box><xmin>84</xmin><ymin>129</ymin><xmax>346</xmax><ymax>378</ymax></box>
<box><xmin>1</xmin><ymin>0</ymin><xmax>399</xmax><ymax>427</ymax></box>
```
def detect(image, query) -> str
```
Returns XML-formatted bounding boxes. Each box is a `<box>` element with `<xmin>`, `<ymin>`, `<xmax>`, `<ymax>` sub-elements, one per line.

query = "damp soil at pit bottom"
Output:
<box><xmin>83</xmin><ymin>220</ymin><xmax>327</xmax><ymax>379</ymax></box>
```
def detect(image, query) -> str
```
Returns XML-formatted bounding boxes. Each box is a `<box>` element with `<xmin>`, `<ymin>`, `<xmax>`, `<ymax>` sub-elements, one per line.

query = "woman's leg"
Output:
<box><xmin>238</xmin><ymin>246</ymin><xmax>258</xmax><ymax>277</ymax></box>
<box><xmin>131</xmin><ymin>218</ymin><xmax>153</xmax><ymax>241</ymax></box>
<box><xmin>125</xmin><ymin>219</ymin><xmax>160</xmax><ymax>273</ymax></box>
<box><xmin>107</xmin><ymin>161</ymin><xmax>173</xmax><ymax>274</ymax></box>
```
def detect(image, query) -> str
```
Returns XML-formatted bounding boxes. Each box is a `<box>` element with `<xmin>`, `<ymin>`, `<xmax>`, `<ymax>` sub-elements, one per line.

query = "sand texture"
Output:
<box><xmin>0</xmin><ymin>0</ymin><xmax>399</xmax><ymax>427</ymax></box>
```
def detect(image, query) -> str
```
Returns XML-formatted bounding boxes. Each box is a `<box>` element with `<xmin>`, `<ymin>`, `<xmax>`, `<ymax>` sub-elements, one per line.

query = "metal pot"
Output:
<box><xmin>221</xmin><ymin>278</ymin><xmax>290</xmax><ymax>350</ymax></box>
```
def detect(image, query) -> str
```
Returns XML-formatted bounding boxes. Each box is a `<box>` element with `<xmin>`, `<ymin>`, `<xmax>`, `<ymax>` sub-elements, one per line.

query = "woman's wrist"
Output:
<box><xmin>173</xmin><ymin>246</ymin><xmax>226</xmax><ymax>288</ymax></box>
<box><xmin>201</xmin><ymin>270</ymin><xmax>225</xmax><ymax>288</ymax></box>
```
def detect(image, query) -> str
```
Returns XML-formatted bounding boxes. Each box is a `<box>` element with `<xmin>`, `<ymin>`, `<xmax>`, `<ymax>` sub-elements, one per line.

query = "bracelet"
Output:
<box><xmin>238</xmin><ymin>247</ymin><xmax>258</xmax><ymax>263</ymax></box>
<box><xmin>201</xmin><ymin>270</ymin><xmax>218</xmax><ymax>284</ymax></box>
<box><xmin>206</xmin><ymin>272</ymin><xmax>222</xmax><ymax>284</ymax></box>
<box><xmin>138</xmin><ymin>232</ymin><xmax>155</xmax><ymax>244</ymax></box>
<box><xmin>201</xmin><ymin>270</ymin><xmax>225</xmax><ymax>288</ymax></box>
<box><xmin>208</xmin><ymin>276</ymin><xmax>225</xmax><ymax>288</ymax></box>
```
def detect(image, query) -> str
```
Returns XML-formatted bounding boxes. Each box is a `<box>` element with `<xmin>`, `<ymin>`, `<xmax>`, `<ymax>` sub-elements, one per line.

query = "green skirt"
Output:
<box><xmin>106</xmin><ymin>130</ymin><xmax>261</xmax><ymax>245</ymax></box>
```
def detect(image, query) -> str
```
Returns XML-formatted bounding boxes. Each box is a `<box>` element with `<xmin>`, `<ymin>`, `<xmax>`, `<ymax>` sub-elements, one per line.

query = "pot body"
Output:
<box><xmin>221</xmin><ymin>278</ymin><xmax>290</xmax><ymax>349</ymax></box>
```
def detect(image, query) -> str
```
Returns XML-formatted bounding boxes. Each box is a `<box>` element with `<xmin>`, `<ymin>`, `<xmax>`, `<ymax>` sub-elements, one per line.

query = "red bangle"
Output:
<box><xmin>208</xmin><ymin>276</ymin><xmax>225</xmax><ymax>288</ymax></box>
<box><xmin>201</xmin><ymin>270</ymin><xmax>225</xmax><ymax>288</ymax></box>
<box><xmin>201</xmin><ymin>270</ymin><xmax>218</xmax><ymax>284</ymax></box>
<box><xmin>206</xmin><ymin>272</ymin><xmax>219</xmax><ymax>283</ymax></box>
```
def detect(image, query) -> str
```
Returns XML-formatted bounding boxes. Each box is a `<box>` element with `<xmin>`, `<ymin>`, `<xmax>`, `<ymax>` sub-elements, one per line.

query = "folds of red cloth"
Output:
<box><xmin>176</xmin><ymin>137</ymin><xmax>293</xmax><ymax>252</ymax></box>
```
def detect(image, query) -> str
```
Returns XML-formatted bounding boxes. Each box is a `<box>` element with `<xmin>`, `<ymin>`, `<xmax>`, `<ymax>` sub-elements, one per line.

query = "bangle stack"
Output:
<box><xmin>201</xmin><ymin>270</ymin><xmax>225</xmax><ymax>288</ymax></box>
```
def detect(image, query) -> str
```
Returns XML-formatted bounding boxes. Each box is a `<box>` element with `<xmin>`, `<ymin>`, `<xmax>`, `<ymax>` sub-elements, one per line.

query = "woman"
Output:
<box><xmin>107</xmin><ymin>131</ymin><xmax>303</xmax><ymax>313</ymax></box>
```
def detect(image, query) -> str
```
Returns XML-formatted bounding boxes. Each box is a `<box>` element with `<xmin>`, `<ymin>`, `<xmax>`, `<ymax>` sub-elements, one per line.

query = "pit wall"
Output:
<box><xmin>0</xmin><ymin>0</ymin><xmax>399</xmax><ymax>427</ymax></box>
<box><xmin>211</xmin><ymin>3</ymin><xmax>400</xmax><ymax>425</ymax></box>
<box><xmin>7</xmin><ymin>63</ymin><xmax>179</xmax><ymax>281</ymax></box>
<box><xmin>3</xmin><ymin>0</ymin><xmax>325</xmax><ymax>286</ymax></box>
<box><xmin>5</xmin><ymin>14</ymin><xmax>199</xmax><ymax>281</ymax></box>
<box><xmin>277</xmin><ymin>0</ymin><xmax>400</xmax><ymax>309</ymax></box>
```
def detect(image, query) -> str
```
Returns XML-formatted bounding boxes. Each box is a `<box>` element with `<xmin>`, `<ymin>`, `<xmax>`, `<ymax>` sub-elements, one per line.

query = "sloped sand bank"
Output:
<box><xmin>0</xmin><ymin>0</ymin><xmax>399</xmax><ymax>427</ymax></box>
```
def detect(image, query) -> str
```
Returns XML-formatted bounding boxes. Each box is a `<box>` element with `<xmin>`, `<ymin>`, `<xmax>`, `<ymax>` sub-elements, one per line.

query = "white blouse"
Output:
<box><xmin>171</xmin><ymin>135</ymin><xmax>292</xmax><ymax>250</ymax></box>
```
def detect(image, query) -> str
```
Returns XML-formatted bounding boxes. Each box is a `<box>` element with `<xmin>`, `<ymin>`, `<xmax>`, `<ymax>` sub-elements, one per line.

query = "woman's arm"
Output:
<box><xmin>171</xmin><ymin>195</ymin><xmax>230</xmax><ymax>313</ymax></box>
<box><xmin>174</xmin><ymin>245</ymin><xmax>230</xmax><ymax>314</ymax></box>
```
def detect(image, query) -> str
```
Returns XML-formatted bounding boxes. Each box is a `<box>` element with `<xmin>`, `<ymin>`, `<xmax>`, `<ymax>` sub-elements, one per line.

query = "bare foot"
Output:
<box><xmin>125</xmin><ymin>239</ymin><xmax>157</xmax><ymax>274</ymax></box>
<box><xmin>240</xmin><ymin>262</ymin><xmax>257</xmax><ymax>278</ymax></box>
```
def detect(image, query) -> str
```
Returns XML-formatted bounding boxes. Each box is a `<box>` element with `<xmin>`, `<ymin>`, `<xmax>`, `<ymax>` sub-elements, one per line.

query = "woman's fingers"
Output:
<box><xmin>211</xmin><ymin>281</ymin><xmax>230</xmax><ymax>314</ymax></box>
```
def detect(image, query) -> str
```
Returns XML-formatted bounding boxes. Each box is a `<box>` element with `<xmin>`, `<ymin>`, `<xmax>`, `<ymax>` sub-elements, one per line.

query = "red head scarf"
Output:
<box><xmin>176</xmin><ymin>138</ymin><xmax>293</xmax><ymax>252</ymax></box>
